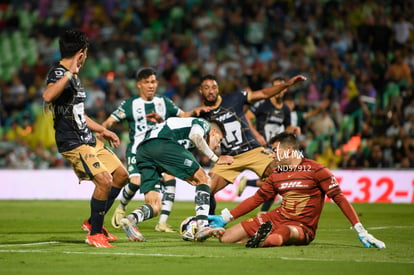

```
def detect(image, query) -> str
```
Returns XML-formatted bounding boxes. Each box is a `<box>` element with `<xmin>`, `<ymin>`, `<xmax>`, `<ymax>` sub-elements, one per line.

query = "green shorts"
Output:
<box><xmin>136</xmin><ymin>138</ymin><xmax>200</xmax><ymax>194</ymax></box>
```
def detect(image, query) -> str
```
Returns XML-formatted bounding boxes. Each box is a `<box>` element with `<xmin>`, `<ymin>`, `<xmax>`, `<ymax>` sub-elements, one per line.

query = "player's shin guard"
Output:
<box><xmin>159</xmin><ymin>179</ymin><xmax>176</xmax><ymax>223</ymax></box>
<box><xmin>120</xmin><ymin>182</ymin><xmax>139</xmax><ymax>209</ymax></box>
<box><xmin>130</xmin><ymin>204</ymin><xmax>154</xmax><ymax>224</ymax></box>
<box><xmin>90</xmin><ymin>197</ymin><xmax>106</xmax><ymax>235</ymax></box>
<box><xmin>195</xmin><ymin>184</ymin><xmax>210</xmax><ymax>228</ymax></box>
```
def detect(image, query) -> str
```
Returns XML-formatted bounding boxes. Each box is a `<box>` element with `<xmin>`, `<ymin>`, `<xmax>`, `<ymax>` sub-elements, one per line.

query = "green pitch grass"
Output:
<box><xmin>0</xmin><ymin>200</ymin><xmax>413</xmax><ymax>275</ymax></box>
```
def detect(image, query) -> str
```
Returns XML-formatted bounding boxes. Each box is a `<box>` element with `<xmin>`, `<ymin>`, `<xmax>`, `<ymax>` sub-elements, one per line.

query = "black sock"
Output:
<box><xmin>90</xmin><ymin>197</ymin><xmax>106</xmax><ymax>235</ymax></box>
<box><xmin>246</xmin><ymin>179</ymin><xmax>257</xmax><ymax>187</ymax></box>
<box><xmin>260</xmin><ymin>199</ymin><xmax>273</xmax><ymax>212</ymax></box>
<box><xmin>209</xmin><ymin>194</ymin><xmax>216</xmax><ymax>215</ymax></box>
<box><xmin>105</xmin><ymin>186</ymin><xmax>122</xmax><ymax>212</ymax></box>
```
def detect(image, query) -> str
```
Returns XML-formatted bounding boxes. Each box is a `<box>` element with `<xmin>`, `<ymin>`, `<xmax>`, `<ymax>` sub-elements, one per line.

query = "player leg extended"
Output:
<box><xmin>155</xmin><ymin>173</ymin><xmax>177</xmax><ymax>232</ymax></box>
<box><xmin>186</xmin><ymin>168</ymin><xmax>225</xmax><ymax>242</ymax></box>
<box><xmin>219</xmin><ymin>217</ymin><xmax>273</xmax><ymax>248</ymax></box>
<box><xmin>64</xmin><ymin>142</ymin><xmax>124</xmax><ymax>248</ymax></box>
<box><xmin>220</xmin><ymin>213</ymin><xmax>309</xmax><ymax>248</ymax></box>
<box><xmin>82</xmin><ymin>165</ymin><xmax>128</xmax><ymax>242</ymax></box>
<box><xmin>111</xmin><ymin>154</ymin><xmax>141</xmax><ymax>229</ymax></box>
<box><xmin>120</xmin><ymin>161</ymin><xmax>164</xmax><ymax>242</ymax></box>
<box><xmin>246</xmin><ymin>223</ymin><xmax>309</xmax><ymax>248</ymax></box>
<box><xmin>120</xmin><ymin>189</ymin><xmax>162</xmax><ymax>242</ymax></box>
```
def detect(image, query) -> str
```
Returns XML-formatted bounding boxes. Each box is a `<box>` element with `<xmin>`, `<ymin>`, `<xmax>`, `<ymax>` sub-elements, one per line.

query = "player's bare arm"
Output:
<box><xmin>247</xmin><ymin>75</ymin><xmax>307</xmax><ymax>103</ymax></box>
<box><xmin>102</xmin><ymin>116</ymin><xmax>117</xmax><ymax>129</ymax></box>
<box><xmin>86</xmin><ymin>115</ymin><xmax>120</xmax><ymax>147</ymax></box>
<box><xmin>245</xmin><ymin>109</ymin><xmax>267</xmax><ymax>146</ymax></box>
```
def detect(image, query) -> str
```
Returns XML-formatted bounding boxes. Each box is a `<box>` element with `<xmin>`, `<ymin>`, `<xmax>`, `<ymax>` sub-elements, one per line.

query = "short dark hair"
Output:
<box><xmin>269</xmin><ymin>132</ymin><xmax>299</xmax><ymax>150</ymax></box>
<box><xmin>209</xmin><ymin>119</ymin><xmax>226</xmax><ymax>137</ymax></box>
<box><xmin>59</xmin><ymin>29</ymin><xmax>89</xmax><ymax>58</ymax></box>
<box><xmin>136</xmin><ymin>67</ymin><xmax>156</xmax><ymax>81</ymax></box>
<box><xmin>200</xmin><ymin>74</ymin><xmax>218</xmax><ymax>85</ymax></box>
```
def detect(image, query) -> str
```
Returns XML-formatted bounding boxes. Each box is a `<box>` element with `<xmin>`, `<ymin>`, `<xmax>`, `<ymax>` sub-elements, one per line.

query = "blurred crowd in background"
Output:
<box><xmin>0</xmin><ymin>0</ymin><xmax>413</xmax><ymax>170</ymax></box>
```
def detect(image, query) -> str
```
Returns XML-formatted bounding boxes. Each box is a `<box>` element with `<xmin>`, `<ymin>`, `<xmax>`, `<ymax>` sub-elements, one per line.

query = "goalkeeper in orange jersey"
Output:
<box><xmin>210</xmin><ymin>132</ymin><xmax>385</xmax><ymax>248</ymax></box>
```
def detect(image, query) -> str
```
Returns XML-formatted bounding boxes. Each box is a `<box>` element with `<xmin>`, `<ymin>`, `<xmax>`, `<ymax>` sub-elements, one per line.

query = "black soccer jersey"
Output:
<box><xmin>249</xmin><ymin>100</ymin><xmax>291</xmax><ymax>142</ymax></box>
<box><xmin>199</xmin><ymin>91</ymin><xmax>260</xmax><ymax>156</ymax></box>
<box><xmin>46</xmin><ymin>64</ymin><xmax>95</xmax><ymax>152</ymax></box>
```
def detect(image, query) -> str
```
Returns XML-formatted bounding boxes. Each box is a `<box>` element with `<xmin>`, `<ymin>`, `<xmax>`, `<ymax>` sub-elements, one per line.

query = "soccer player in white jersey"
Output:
<box><xmin>120</xmin><ymin>117</ymin><xmax>234</xmax><ymax>242</ymax></box>
<box><xmin>102</xmin><ymin>68</ymin><xmax>209</xmax><ymax>232</ymax></box>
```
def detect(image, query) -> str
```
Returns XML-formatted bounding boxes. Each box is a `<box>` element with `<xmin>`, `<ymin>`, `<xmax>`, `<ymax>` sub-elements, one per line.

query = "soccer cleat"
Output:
<box><xmin>236</xmin><ymin>176</ymin><xmax>248</xmax><ymax>196</ymax></box>
<box><xmin>155</xmin><ymin>222</ymin><xmax>176</xmax><ymax>233</ymax></box>
<box><xmin>120</xmin><ymin>217</ymin><xmax>146</xmax><ymax>242</ymax></box>
<box><xmin>81</xmin><ymin>219</ymin><xmax>118</xmax><ymax>242</ymax></box>
<box><xmin>85</xmin><ymin>233</ymin><xmax>114</xmax><ymax>248</ymax></box>
<box><xmin>111</xmin><ymin>205</ymin><xmax>125</xmax><ymax>229</ymax></box>
<box><xmin>195</xmin><ymin>226</ymin><xmax>225</xmax><ymax>242</ymax></box>
<box><xmin>246</xmin><ymin>221</ymin><xmax>272</xmax><ymax>248</ymax></box>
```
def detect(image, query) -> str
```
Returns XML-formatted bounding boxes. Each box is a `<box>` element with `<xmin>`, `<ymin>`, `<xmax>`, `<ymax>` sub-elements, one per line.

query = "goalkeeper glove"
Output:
<box><xmin>207</xmin><ymin>208</ymin><xmax>234</xmax><ymax>228</ymax></box>
<box><xmin>353</xmin><ymin>223</ymin><xmax>386</xmax><ymax>248</ymax></box>
<box><xmin>208</xmin><ymin>215</ymin><xmax>227</xmax><ymax>228</ymax></box>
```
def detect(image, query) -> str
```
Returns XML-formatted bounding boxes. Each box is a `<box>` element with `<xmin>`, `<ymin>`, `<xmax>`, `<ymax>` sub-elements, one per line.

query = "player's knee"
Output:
<box><xmin>189</xmin><ymin>168</ymin><xmax>210</xmax><ymax>186</ymax></box>
<box><xmin>264</xmin><ymin>226</ymin><xmax>291</xmax><ymax>247</ymax></box>
<box><xmin>113</xmin><ymin>167</ymin><xmax>128</xmax><ymax>187</ymax></box>
<box><xmin>129</xmin><ymin>176</ymin><xmax>141</xmax><ymax>186</ymax></box>
<box><xmin>219</xmin><ymin>231</ymin><xmax>231</xmax><ymax>243</ymax></box>
<box><xmin>95</xmin><ymin>172</ymin><xmax>113</xmax><ymax>191</ymax></box>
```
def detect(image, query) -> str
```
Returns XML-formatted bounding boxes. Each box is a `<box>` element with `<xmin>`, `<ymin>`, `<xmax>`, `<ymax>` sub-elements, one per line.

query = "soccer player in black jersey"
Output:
<box><xmin>43</xmin><ymin>30</ymin><xmax>128</xmax><ymax>247</ymax></box>
<box><xmin>197</xmin><ymin>74</ymin><xmax>306</xmax><ymax>214</ymax></box>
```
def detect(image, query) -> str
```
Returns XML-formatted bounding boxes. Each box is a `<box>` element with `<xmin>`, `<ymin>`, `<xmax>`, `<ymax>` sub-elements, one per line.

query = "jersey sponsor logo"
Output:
<box><xmin>77</xmin><ymin>91</ymin><xmax>86</xmax><ymax>98</ymax></box>
<box><xmin>214</xmin><ymin>112</ymin><xmax>235</xmax><ymax>122</ymax></box>
<box><xmin>328</xmin><ymin>177</ymin><xmax>339</xmax><ymax>189</ymax></box>
<box><xmin>280</xmin><ymin>181</ymin><xmax>307</xmax><ymax>189</ymax></box>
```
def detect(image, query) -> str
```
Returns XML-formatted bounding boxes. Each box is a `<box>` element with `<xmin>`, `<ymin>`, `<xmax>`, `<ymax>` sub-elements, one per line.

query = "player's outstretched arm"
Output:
<box><xmin>354</xmin><ymin>223</ymin><xmax>386</xmax><ymax>248</ymax></box>
<box><xmin>331</xmin><ymin>192</ymin><xmax>386</xmax><ymax>248</ymax></box>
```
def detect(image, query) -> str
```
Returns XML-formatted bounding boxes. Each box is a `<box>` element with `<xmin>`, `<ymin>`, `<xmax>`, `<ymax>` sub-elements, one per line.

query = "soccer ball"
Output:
<box><xmin>180</xmin><ymin>216</ymin><xmax>198</xmax><ymax>241</ymax></box>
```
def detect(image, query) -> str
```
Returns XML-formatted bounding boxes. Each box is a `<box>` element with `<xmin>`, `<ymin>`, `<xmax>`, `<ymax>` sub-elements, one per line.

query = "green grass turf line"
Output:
<box><xmin>0</xmin><ymin>201</ymin><xmax>413</xmax><ymax>274</ymax></box>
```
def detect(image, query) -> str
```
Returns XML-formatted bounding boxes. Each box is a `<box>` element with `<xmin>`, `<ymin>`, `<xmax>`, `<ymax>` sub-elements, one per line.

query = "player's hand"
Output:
<box><xmin>208</xmin><ymin>215</ymin><xmax>227</xmax><ymax>228</ymax></box>
<box><xmin>146</xmin><ymin>112</ymin><xmax>163</xmax><ymax>123</ymax></box>
<box><xmin>100</xmin><ymin>129</ymin><xmax>120</xmax><ymax>148</ymax></box>
<box><xmin>256</xmin><ymin>135</ymin><xmax>267</xmax><ymax>146</ymax></box>
<box><xmin>286</xmin><ymin>75</ymin><xmax>307</xmax><ymax>86</ymax></box>
<box><xmin>192</xmin><ymin>106</ymin><xmax>213</xmax><ymax>116</ymax></box>
<box><xmin>358</xmin><ymin>232</ymin><xmax>386</xmax><ymax>248</ymax></box>
<box><xmin>354</xmin><ymin>223</ymin><xmax>385</xmax><ymax>248</ymax></box>
<box><xmin>217</xmin><ymin>155</ymin><xmax>234</xmax><ymax>165</ymax></box>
